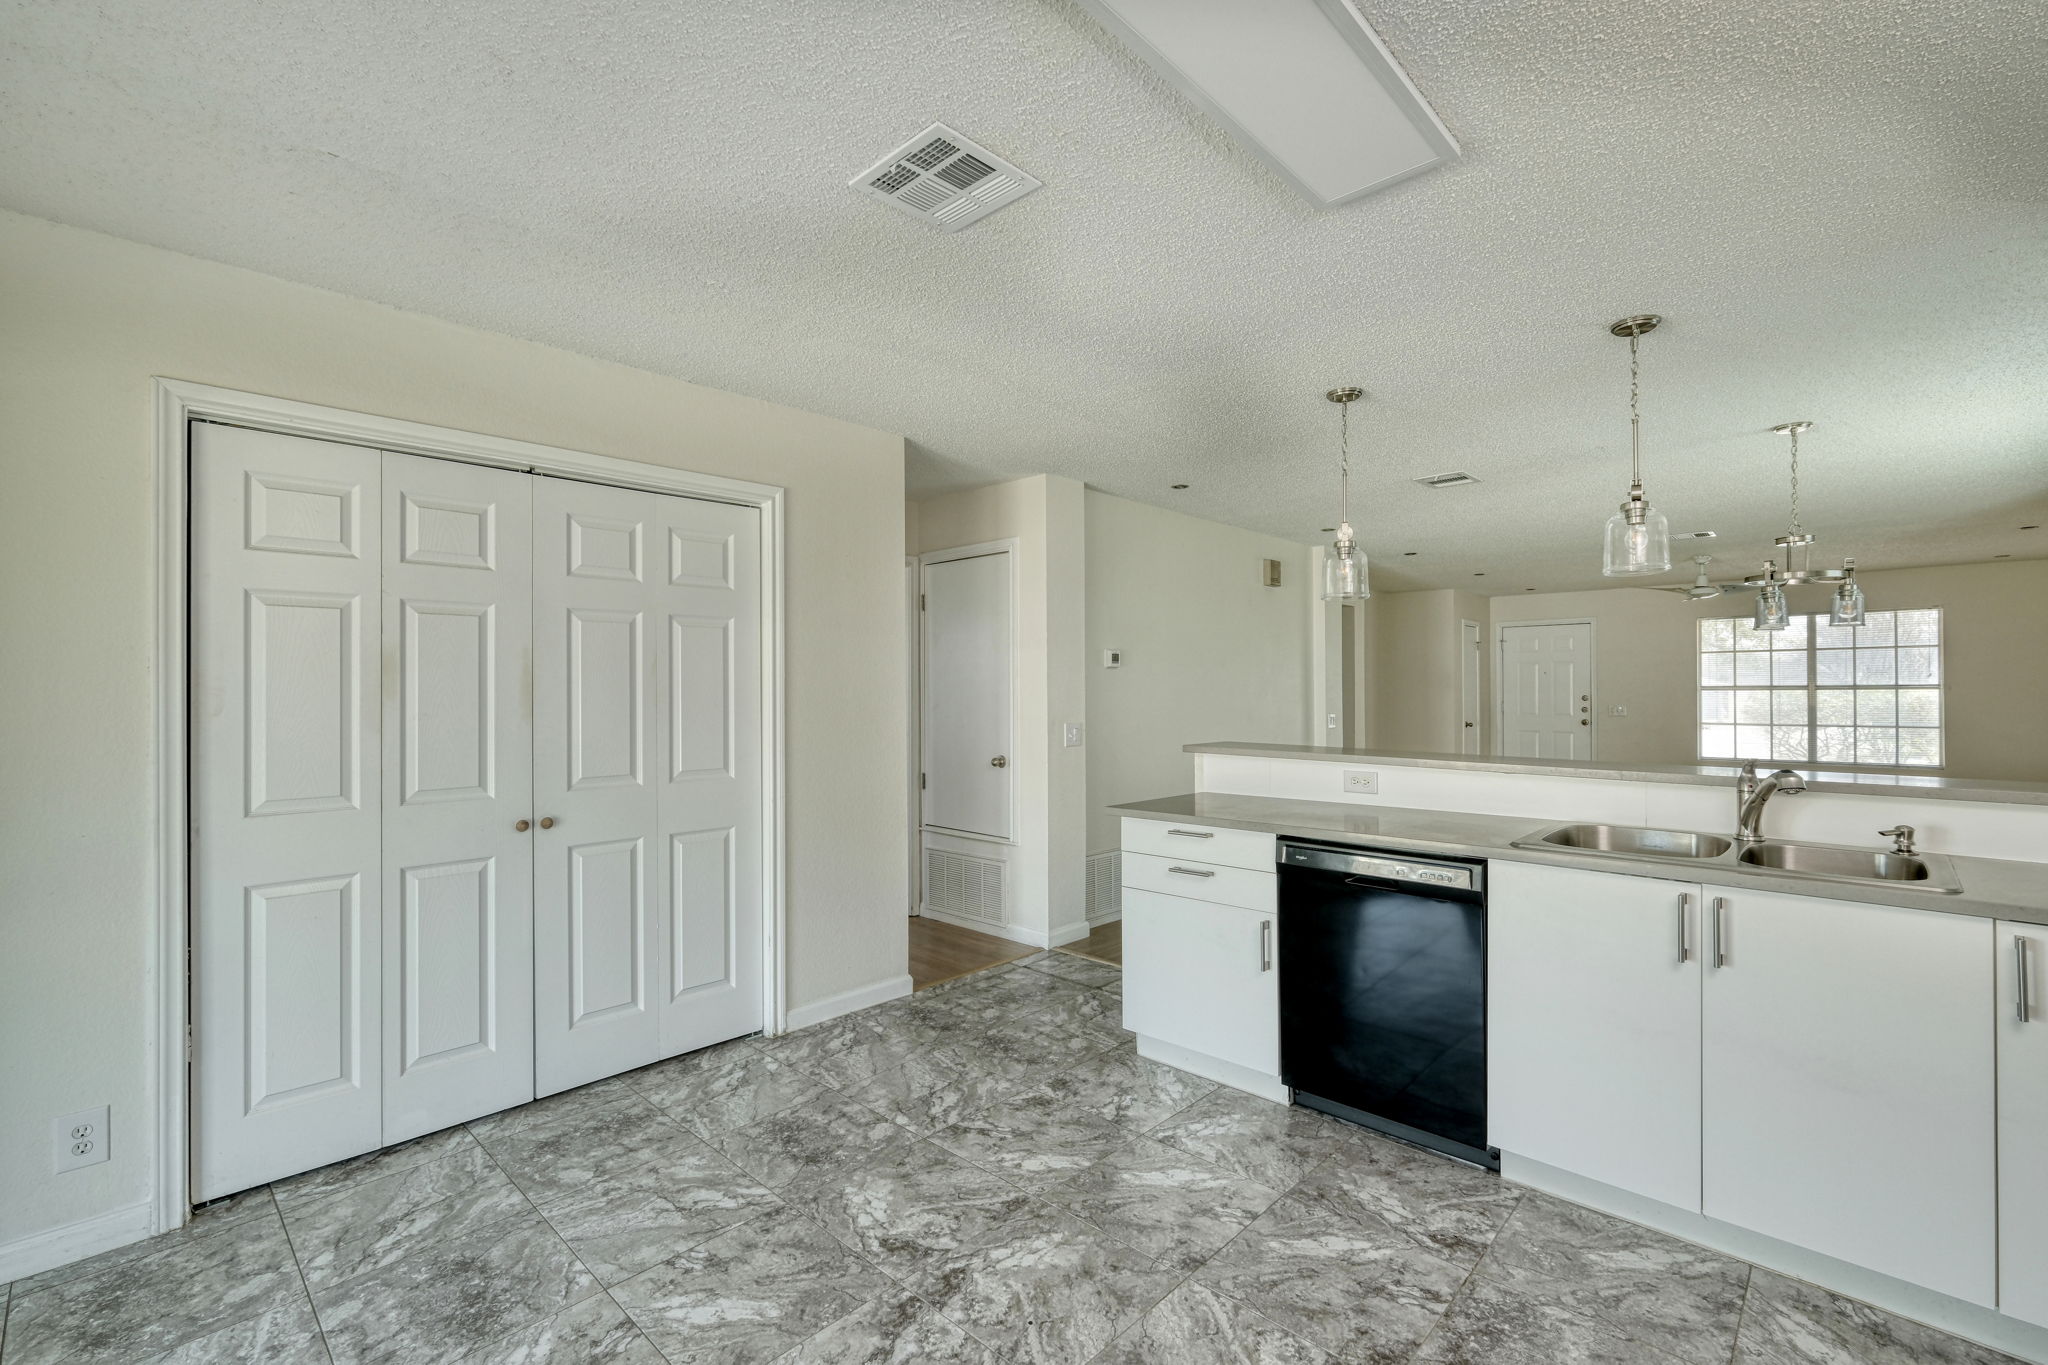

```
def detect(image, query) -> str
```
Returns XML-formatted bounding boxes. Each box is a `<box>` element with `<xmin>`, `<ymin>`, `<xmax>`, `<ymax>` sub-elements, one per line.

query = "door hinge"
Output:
<box><xmin>919</xmin><ymin>594</ymin><xmax>926</xmax><ymax>611</ymax></box>
<box><xmin>184</xmin><ymin>1024</ymin><xmax>194</xmax><ymax>1063</ymax></box>
<box><xmin>919</xmin><ymin>772</ymin><xmax>927</xmax><ymax>790</ymax></box>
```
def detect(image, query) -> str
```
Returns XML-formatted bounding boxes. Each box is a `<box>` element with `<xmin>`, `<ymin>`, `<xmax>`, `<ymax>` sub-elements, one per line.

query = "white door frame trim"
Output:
<box><xmin>1492</xmin><ymin>617</ymin><xmax>1598</xmax><ymax>758</ymax></box>
<box><xmin>150</xmin><ymin>378</ymin><xmax>788</xmax><ymax>1234</ymax></box>
<box><xmin>916</xmin><ymin>539</ymin><xmax>1021</xmax><ymax>846</ymax></box>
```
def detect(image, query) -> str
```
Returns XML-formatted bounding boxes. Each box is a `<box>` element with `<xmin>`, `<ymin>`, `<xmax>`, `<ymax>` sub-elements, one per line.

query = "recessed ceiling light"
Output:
<box><xmin>1321</xmin><ymin>527</ymin><xmax>1336</xmax><ymax>533</ymax></box>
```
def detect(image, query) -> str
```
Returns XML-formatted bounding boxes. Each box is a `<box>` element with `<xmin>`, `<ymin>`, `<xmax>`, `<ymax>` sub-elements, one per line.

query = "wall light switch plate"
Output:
<box><xmin>1609</xmin><ymin>704</ymin><xmax>1628</xmax><ymax>717</ymax></box>
<box><xmin>1064</xmin><ymin>723</ymin><xmax>1084</xmax><ymax>748</ymax></box>
<box><xmin>54</xmin><ymin>1105</ymin><xmax>109</xmax><ymax>1173</ymax></box>
<box><xmin>1343</xmin><ymin>770</ymin><xmax>1379</xmax><ymax>794</ymax></box>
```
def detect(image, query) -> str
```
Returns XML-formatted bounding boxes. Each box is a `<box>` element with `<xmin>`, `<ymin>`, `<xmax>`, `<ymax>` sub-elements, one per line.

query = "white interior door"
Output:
<box><xmin>921</xmin><ymin>550</ymin><xmax>1012</xmax><ymax>840</ymax></box>
<box><xmin>379</xmin><ymin>453</ymin><xmax>535</xmax><ymax>1143</ymax></box>
<box><xmin>1459</xmin><ymin>619</ymin><xmax>1481</xmax><ymax>754</ymax></box>
<box><xmin>652</xmin><ymin>495</ymin><xmax>762</xmax><ymax>1059</ymax></box>
<box><xmin>1497</xmin><ymin>622</ymin><xmax>1592</xmax><ymax>758</ymax></box>
<box><xmin>533</xmin><ymin>479</ymin><xmax>663</xmax><ymax>1095</ymax></box>
<box><xmin>192</xmin><ymin>422</ymin><xmax>384</xmax><ymax>1199</ymax></box>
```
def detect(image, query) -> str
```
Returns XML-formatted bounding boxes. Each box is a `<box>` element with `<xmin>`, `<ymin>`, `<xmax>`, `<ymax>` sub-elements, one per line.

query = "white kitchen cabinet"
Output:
<box><xmin>1999</xmin><ymin>920</ymin><xmax>2048</xmax><ymax>1328</ymax></box>
<box><xmin>1122</xmin><ymin>885</ymin><xmax>1279</xmax><ymax>1089</ymax></box>
<box><xmin>1487</xmin><ymin>861</ymin><xmax>1703</xmax><ymax>1210</ymax></box>
<box><xmin>1700</xmin><ymin>887</ymin><xmax>1995</xmax><ymax>1306</ymax></box>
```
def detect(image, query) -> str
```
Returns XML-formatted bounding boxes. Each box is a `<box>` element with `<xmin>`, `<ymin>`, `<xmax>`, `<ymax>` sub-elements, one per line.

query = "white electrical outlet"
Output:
<box><xmin>54</xmin><ymin>1105</ymin><xmax>110</xmax><ymax>1173</ymax></box>
<box><xmin>1343</xmin><ymin>769</ymin><xmax>1380</xmax><ymax>794</ymax></box>
<box><xmin>1063</xmin><ymin>722</ymin><xmax>1084</xmax><ymax>748</ymax></box>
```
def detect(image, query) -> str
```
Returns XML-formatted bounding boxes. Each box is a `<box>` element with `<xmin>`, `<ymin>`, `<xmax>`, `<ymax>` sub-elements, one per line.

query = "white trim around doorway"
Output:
<box><xmin>149</xmin><ymin>378</ymin><xmax>788</xmax><ymax>1236</ymax></box>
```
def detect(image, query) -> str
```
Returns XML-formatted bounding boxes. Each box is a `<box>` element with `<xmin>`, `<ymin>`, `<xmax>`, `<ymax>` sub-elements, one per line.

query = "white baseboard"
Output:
<box><xmin>1049</xmin><ymin>918</ymin><xmax>1092</xmax><ymax>948</ymax></box>
<box><xmin>0</xmin><ymin>1199</ymin><xmax>155</xmax><ymax>1283</ymax></box>
<box><xmin>1085</xmin><ymin>910</ymin><xmax>1122</xmax><ymax>927</ymax></box>
<box><xmin>1502</xmin><ymin>1154</ymin><xmax>2048</xmax><ymax>1365</ymax></box>
<box><xmin>1134</xmin><ymin>1034</ymin><xmax>1290</xmax><ymax>1105</ymax></box>
<box><xmin>918</xmin><ymin>905</ymin><xmax>1048</xmax><ymax>948</ymax></box>
<box><xmin>783</xmin><ymin>973</ymin><xmax>913</xmax><ymax>1033</ymax></box>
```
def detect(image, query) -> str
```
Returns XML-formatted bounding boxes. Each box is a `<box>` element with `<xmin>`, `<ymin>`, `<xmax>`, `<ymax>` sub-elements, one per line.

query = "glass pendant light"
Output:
<box><xmin>1753</xmin><ymin>561</ymin><xmax>1790</xmax><ymax>631</ymax></box>
<box><xmin>1601</xmin><ymin>314</ymin><xmax>1673</xmax><ymax>576</ymax></box>
<box><xmin>1830</xmin><ymin>557</ymin><xmax>1866</xmax><ymax>627</ymax></box>
<box><xmin>1321</xmin><ymin>386</ymin><xmax>1370</xmax><ymax>600</ymax></box>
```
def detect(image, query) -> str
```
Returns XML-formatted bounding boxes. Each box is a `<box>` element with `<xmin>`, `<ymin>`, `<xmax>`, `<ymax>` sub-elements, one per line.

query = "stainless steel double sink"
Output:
<box><xmin>1509</xmin><ymin>822</ymin><xmax>1964</xmax><ymax>894</ymax></box>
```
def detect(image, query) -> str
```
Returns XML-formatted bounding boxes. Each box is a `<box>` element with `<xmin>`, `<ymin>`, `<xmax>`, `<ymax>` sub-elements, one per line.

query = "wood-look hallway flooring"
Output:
<box><xmin>908</xmin><ymin>916</ymin><xmax>1123</xmax><ymax>991</ymax></box>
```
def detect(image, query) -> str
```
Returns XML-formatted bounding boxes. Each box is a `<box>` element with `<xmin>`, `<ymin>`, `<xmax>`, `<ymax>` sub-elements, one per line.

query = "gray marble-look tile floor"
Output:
<box><xmin>0</xmin><ymin>947</ymin><xmax>2031</xmax><ymax>1365</ymax></box>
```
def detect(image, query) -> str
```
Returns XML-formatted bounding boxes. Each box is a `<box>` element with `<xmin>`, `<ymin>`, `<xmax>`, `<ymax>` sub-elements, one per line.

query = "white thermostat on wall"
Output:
<box><xmin>1103</xmin><ymin>649</ymin><xmax>1123</xmax><ymax>668</ymax></box>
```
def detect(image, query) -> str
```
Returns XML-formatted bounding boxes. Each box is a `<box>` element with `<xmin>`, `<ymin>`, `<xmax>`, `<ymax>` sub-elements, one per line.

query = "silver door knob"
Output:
<box><xmin>989</xmin><ymin>756</ymin><xmax>1007</xmax><ymax>768</ymax></box>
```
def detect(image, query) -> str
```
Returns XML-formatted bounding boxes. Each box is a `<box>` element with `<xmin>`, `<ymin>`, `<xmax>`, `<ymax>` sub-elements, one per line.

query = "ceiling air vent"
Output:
<box><xmin>851</xmin><ymin>123</ymin><xmax>1042</xmax><ymax>232</ymax></box>
<box><xmin>1414</xmin><ymin>472</ymin><xmax>1482</xmax><ymax>489</ymax></box>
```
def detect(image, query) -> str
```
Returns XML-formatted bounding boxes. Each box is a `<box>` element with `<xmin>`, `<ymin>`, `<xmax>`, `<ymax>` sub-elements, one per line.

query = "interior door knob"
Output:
<box><xmin>990</xmin><ymin>755</ymin><xmax>1008</xmax><ymax>768</ymax></box>
<box><xmin>1580</xmin><ymin>719</ymin><xmax>1590</xmax><ymax>726</ymax></box>
<box><xmin>539</xmin><ymin>816</ymin><xmax>556</xmax><ymax>829</ymax></box>
<box><xmin>515</xmin><ymin>819</ymin><xmax>531</xmax><ymax>833</ymax></box>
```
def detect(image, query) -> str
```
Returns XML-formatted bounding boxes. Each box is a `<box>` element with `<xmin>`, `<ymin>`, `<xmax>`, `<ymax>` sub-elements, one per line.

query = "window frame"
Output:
<box><xmin>1694</xmin><ymin>608</ymin><xmax>1944</xmax><ymax>770</ymax></box>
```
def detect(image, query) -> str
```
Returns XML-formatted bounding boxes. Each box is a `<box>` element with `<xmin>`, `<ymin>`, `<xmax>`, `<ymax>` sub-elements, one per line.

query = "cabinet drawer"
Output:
<box><xmin>1122</xmin><ymin>851</ymin><xmax>1274</xmax><ymax>913</ymax></box>
<box><xmin>1122</xmin><ymin>817</ymin><xmax>1275</xmax><ymax>873</ymax></box>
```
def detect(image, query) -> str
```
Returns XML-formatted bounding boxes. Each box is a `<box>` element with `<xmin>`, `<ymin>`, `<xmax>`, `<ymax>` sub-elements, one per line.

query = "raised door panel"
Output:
<box><xmin>533</xmin><ymin>479</ymin><xmax>661</xmax><ymax>1095</ymax></box>
<box><xmin>379</xmin><ymin>452</ymin><xmax>534</xmax><ymax>1142</ymax></box>
<box><xmin>192</xmin><ymin>422</ymin><xmax>384</xmax><ymax>1199</ymax></box>
<box><xmin>1701</xmin><ymin>888</ymin><xmax>1994</xmax><ymax>1306</ymax></box>
<box><xmin>1997</xmin><ymin>922</ymin><xmax>2048</xmax><ymax>1327</ymax></box>
<box><xmin>656</xmin><ymin>497</ymin><xmax>763</xmax><ymax>1057</ymax></box>
<box><xmin>1487</xmin><ymin>861</ymin><xmax>1702</xmax><ymax>1211</ymax></box>
<box><xmin>921</xmin><ymin>551</ymin><xmax>1012</xmax><ymax>840</ymax></box>
<box><xmin>1121</xmin><ymin>886</ymin><xmax>1277</xmax><ymax>1080</ymax></box>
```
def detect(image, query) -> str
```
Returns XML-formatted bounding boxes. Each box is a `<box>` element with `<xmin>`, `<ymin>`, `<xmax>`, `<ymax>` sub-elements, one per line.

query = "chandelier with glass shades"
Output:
<box><xmin>1745</xmin><ymin>420</ymin><xmax>1865</xmax><ymax>630</ymax></box>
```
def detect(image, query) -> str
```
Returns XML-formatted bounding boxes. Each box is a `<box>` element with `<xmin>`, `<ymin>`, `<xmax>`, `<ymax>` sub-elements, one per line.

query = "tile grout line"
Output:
<box><xmin>269</xmin><ymin>1186</ymin><xmax>340</xmax><ymax>1365</ymax></box>
<box><xmin>1725</xmin><ymin>1265</ymin><xmax>1756</xmax><ymax>1365</ymax></box>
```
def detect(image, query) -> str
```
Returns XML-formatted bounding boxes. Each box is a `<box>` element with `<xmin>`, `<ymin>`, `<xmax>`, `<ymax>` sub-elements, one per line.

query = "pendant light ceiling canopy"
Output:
<box><xmin>1321</xmin><ymin>386</ymin><xmax>1370</xmax><ymax>601</ymax></box>
<box><xmin>1601</xmin><ymin>314</ymin><xmax>1673</xmax><ymax>577</ymax></box>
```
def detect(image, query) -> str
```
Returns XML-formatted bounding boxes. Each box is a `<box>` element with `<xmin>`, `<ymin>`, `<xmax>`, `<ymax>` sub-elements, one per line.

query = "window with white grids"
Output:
<box><xmin>1697</xmin><ymin>609</ymin><xmax>1943</xmax><ymax>768</ymax></box>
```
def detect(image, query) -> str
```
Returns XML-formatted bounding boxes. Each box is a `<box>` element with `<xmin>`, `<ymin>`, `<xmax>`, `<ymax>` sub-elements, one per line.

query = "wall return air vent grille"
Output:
<box><xmin>924</xmin><ymin>846</ymin><xmax>1007</xmax><ymax>924</ymax></box>
<box><xmin>851</xmin><ymin>124</ymin><xmax>1042</xmax><ymax>232</ymax></box>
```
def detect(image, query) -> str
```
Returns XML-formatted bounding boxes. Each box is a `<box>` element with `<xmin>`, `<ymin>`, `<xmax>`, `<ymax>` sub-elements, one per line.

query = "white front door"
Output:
<box><xmin>1497</xmin><ymin>622</ymin><xmax>1592</xmax><ymax>758</ymax></box>
<box><xmin>921</xmin><ymin>550</ymin><xmax>1013</xmax><ymax>840</ymax></box>
<box><xmin>379</xmin><ymin>453</ymin><xmax>536</xmax><ymax>1143</ymax></box>
<box><xmin>192</xmin><ymin>423</ymin><xmax>386</xmax><ymax>1198</ymax></box>
<box><xmin>531</xmin><ymin>480</ymin><xmax>763</xmax><ymax>1095</ymax></box>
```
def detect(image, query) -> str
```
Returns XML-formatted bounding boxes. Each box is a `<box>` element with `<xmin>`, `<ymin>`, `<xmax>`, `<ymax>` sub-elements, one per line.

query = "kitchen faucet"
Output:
<box><xmin>1736</xmin><ymin>760</ymin><xmax>1807</xmax><ymax>844</ymax></box>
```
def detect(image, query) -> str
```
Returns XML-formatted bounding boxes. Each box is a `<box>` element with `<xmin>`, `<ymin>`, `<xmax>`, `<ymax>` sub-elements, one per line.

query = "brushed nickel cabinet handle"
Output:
<box><xmin>1260</xmin><ymin>920</ymin><xmax>1273</xmax><ymax>973</ymax></box>
<box><xmin>1677</xmin><ymin>893</ymin><xmax>1694</xmax><ymax>964</ymax></box>
<box><xmin>1167</xmin><ymin>866</ymin><xmax>1216</xmax><ymax>878</ymax></box>
<box><xmin>1166</xmin><ymin>828</ymin><xmax>1215</xmax><ymax>839</ymax></box>
<box><xmin>2020</xmin><ymin>937</ymin><xmax>2034</xmax><ymax>1025</ymax></box>
<box><xmin>1711</xmin><ymin>897</ymin><xmax>1729</xmax><ymax>969</ymax></box>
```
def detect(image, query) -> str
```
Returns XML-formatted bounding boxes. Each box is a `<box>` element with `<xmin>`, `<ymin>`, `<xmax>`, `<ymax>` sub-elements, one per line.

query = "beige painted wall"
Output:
<box><xmin>914</xmin><ymin>475</ymin><xmax>1090</xmax><ymax>941</ymax></box>
<box><xmin>0</xmin><ymin>212</ymin><xmax>909</xmax><ymax>1250</ymax></box>
<box><xmin>1084</xmin><ymin>492</ymin><xmax>1314</xmax><ymax>854</ymax></box>
<box><xmin>1364</xmin><ymin>588</ymin><xmax>1488</xmax><ymax>752</ymax></box>
<box><xmin>1478</xmin><ymin>561</ymin><xmax>2047</xmax><ymax>778</ymax></box>
<box><xmin>1365</xmin><ymin>564</ymin><xmax>2048</xmax><ymax>778</ymax></box>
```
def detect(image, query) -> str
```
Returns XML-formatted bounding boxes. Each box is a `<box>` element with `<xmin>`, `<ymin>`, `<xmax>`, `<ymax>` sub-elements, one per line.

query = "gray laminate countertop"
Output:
<box><xmin>1113</xmin><ymin>791</ymin><xmax>2048</xmax><ymax>926</ymax></box>
<box><xmin>1184</xmin><ymin>742</ymin><xmax>2048</xmax><ymax>807</ymax></box>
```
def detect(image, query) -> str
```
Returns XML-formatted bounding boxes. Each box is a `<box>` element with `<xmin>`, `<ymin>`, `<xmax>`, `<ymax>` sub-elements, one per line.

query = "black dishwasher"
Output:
<box><xmin>1278</xmin><ymin>841</ymin><xmax>1494</xmax><ymax>1168</ymax></box>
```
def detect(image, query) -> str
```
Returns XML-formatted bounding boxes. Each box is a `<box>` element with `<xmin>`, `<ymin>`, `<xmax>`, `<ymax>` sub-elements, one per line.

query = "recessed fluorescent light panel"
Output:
<box><xmin>1074</xmin><ymin>0</ymin><xmax>1459</xmax><ymax>207</ymax></box>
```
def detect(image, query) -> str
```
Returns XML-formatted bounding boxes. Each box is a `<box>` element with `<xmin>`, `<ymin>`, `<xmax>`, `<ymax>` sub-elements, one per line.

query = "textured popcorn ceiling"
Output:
<box><xmin>3</xmin><ymin>0</ymin><xmax>2044</xmax><ymax>592</ymax></box>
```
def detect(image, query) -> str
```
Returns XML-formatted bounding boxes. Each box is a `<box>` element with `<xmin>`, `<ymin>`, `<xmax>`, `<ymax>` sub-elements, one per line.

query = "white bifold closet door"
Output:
<box><xmin>193</xmin><ymin>423</ymin><xmax>762</xmax><ymax>1199</ymax></box>
<box><xmin>531</xmin><ymin>478</ymin><xmax>762</xmax><ymax>1096</ymax></box>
